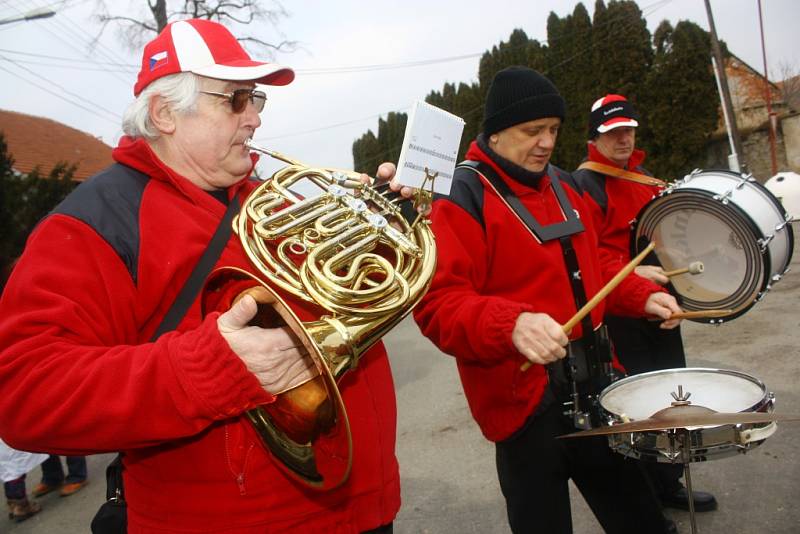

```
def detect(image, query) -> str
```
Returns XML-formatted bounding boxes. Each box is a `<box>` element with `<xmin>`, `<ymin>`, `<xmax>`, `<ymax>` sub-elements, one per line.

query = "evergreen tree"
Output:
<box><xmin>0</xmin><ymin>133</ymin><xmax>78</xmax><ymax>288</ymax></box>
<box><xmin>425</xmin><ymin>82</ymin><xmax>483</xmax><ymax>161</ymax></box>
<box><xmin>590</xmin><ymin>0</ymin><xmax>652</xmax><ymax>100</ymax></box>
<box><xmin>639</xmin><ymin>21</ymin><xmax>717</xmax><ymax>178</ymax></box>
<box><xmin>352</xmin><ymin>112</ymin><xmax>407</xmax><ymax>173</ymax></box>
<box><xmin>546</xmin><ymin>3</ymin><xmax>594</xmax><ymax>169</ymax></box>
<box><xmin>350</xmin><ymin>1</ymin><xmax>721</xmax><ymax>181</ymax></box>
<box><xmin>477</xmin><ymin>29</ymin><xmax>548</xmax><ymax>99</ymax></box>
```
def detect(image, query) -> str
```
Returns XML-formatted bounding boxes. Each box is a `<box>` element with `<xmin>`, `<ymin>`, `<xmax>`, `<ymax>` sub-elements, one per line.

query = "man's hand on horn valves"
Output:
<box><xmin>359</xmin><ymin>162</ymin><xmax>433</xmax><ymax>216</ymax></box>
<box><xmin>217</xmin><ymin>294</ymin><xmax>319</xmax><ymax>394</ymax></box>
<box><xmin>511</xmin><ymin>312</ymin><xmax>569</xmax><ymax>366</ymax></box>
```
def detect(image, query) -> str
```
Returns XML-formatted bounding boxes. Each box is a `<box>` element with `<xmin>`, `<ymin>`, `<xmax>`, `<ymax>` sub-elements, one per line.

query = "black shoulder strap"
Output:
<box><xmin>100</xmin><ymin>192</ymin><xmax>241</xmax><ymax>514</ymax></box>
<box><xmin>150</xmin><ymin>194</ymin><xmax>240</xmax><ymax>342</ymax></box>
<box><xmin>457</xmin><ymin>160</ymin><xmax>584</xmax><ymax>242</ymax></box>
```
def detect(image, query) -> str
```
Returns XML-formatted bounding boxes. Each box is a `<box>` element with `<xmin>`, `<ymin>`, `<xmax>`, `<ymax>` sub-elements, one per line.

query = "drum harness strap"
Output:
<box><xmin>576</xmin><ymin>160</ymin><xmax>666</xmax><ymax>188</ymax></box>
<box><xmin>458</xmin><ymin>161</ymin><xmax>615</xmax><ymax>429</ymax></box>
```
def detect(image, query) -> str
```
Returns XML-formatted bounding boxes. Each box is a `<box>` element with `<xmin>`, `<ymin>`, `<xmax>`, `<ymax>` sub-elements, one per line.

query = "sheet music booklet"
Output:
<box><xmin>395</xmin><ymin>101</ymin><xmax>465</xmax><ymax>196</ymax></box>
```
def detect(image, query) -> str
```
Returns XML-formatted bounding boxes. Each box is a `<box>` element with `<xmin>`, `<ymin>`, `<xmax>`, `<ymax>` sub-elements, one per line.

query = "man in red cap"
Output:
<box><xmin>0</xmin><ymin>19</ymin><xmax>405</xmax><ymax>533</ymax></box>
<box><xmin>573</xmin><ymin>94</ymin><xmax>718</xmax><ymax>513</ymax></box>
<box><xmin>414</xmin><ymin>67</ymin><xmax>680</xmax><ymax>533</ymax></box>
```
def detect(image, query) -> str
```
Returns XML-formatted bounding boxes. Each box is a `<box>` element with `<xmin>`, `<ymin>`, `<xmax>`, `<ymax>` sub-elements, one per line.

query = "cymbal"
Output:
<box><xmin>559</xmin><ymin>403</ymin><xmax>800</xmax><ymax>439</ymax></box>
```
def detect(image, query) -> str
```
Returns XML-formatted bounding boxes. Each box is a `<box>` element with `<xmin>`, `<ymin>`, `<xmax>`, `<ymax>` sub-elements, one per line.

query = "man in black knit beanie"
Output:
<box><xmin>414</xmin><ymin>66</ymin><xmax>680</xmax><ymax>533</ymax></box>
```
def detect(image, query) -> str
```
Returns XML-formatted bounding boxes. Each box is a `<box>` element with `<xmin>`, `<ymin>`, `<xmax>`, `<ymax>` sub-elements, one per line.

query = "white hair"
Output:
<box><xmin>121</xmin><ymin>72</ymin><xmax>201</xmax><ymax>140</ymax></box>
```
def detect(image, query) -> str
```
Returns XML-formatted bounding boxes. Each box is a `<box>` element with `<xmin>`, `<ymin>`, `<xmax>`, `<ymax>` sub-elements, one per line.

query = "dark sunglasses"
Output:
<box><xmin>199</xmin><ymin>88</ymin><xmax>267</xmax><ymax>113</ymax></box>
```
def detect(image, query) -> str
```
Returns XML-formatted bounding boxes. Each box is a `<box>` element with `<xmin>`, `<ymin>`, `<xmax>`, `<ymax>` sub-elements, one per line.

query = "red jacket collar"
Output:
<box><xmin>112</xmin><ymin>136</ymin><xmax>255</xmax><ymax>212</ymax></box>
<box><xmin>587</xmin><ymin>142</ymin><xmax>646</xmax><ymax>170</ymax></box>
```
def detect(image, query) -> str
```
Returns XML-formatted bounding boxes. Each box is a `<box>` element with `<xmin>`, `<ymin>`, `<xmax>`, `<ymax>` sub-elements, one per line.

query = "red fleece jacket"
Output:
<box><xmin>0</xmin><ymin>137</ymin><xmax>399</xmax><ymax>533</ymax></box>
<box><xmin>413</xmin><ymin>141</ymin><xmax>660</xmax><ymax>442</ymax></box>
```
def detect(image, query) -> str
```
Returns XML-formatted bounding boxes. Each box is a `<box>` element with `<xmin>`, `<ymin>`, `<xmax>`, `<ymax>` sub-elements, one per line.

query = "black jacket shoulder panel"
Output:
<box><xmin>572</xmin><ymin>167</ymin><xmax>608</xmax><ymax>213</ymax></box>
<box><xmin>548</xmin><ymin>164</ymin><xmax>583</xmax><ymax>196</ymax></box>
<box><xmin>439</xmin><ymin>163</ymin><xmax>486</xmax><ymax>230</ymax></box>
<box><xmin>51</xmin><ymin>163</ymin><xmax>149</xmax><ymax>284</ymax></box>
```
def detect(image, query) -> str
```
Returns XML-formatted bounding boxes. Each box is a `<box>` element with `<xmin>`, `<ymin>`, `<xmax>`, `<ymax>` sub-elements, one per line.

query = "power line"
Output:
<box><xmin>0</xmin><ymin>62</ymin><xmax>120</xmax><ymax>126</ymax></box>
<box><xmin>0</xmin><ymin>0</ymin><xmax>673</xmax><ymax>80</ymax></box>
<box><xmin>0</xmin><ymin>48</ymin><xmax>135</xmax><ymax>68</ymax></box>
<box><xmin>0</xmin><ymin>54</ymin><xmax>121</xmax><ymax>122</ymax></box>
<box><xmin>297</xmin><ymin>53</ymin><xmax>482</xmax><ymax>75</ymax></box>
<box><xmin>255</xmin><ymin>107</ymin><xmax>412</xmax><ymax>143</ymax></box>
<box><xmin>3</xmin><ymin>0</ymin><xmax>134</xmax><ymax>86</ymax></box>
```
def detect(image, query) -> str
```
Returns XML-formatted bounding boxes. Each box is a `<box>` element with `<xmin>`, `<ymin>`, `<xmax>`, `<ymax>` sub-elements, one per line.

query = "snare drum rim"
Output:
<box><xmin>598</xmin><ymin>367</ymin><xmax>771</xmax><ymax>419</ymax></box>
<box><xmin>632</xmin><ymin>186</ymin><xmax>767</xmax><ymax>322</ymax></box>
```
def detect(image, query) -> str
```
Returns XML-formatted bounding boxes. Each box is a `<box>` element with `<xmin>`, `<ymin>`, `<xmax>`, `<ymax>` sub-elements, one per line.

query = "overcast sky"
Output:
<box><xmin>1</xmin><ymin>0</ymin><xmax>797</xmax><ymax>176</ymax></box>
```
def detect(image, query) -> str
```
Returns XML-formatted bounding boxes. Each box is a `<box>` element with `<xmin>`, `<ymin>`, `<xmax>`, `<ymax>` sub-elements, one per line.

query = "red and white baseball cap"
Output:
<box><xmin>589</xmin><ymin>94</ymin><xmax>639</xmax><ymax>136</ymax></box>
<box><xmin>133</xmin><ymin>19</ymin><xmax>295</xmax><ymax>96</ymax></box>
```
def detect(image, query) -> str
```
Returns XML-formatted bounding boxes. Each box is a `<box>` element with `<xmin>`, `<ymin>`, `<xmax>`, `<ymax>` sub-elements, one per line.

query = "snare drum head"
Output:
<box><xmin>633</xmin><ymin>170</ymin><xmax>793</xmax><ymax>322</ymax></box>
<box><xmin>600</xmin><ymin>368</ymin><xmax>767</xmax><ymax>422</ymax></box>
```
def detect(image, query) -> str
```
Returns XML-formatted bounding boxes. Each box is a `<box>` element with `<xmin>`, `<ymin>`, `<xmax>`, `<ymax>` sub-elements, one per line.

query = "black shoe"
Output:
<box><xmin>660</xmin><ymin>487</ymin><xmax>718</xmax><ymax>512</ymax></box>
<box><xmin>663</xmin><ymin>517</ymin><xmax>678</xmax><ymax>534</ymax></box>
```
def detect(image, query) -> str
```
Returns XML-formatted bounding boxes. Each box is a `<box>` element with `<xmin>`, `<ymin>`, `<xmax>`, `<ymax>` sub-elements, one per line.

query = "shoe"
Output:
<box><xmin>663</xmin><ymin>517</ymin><xmax>678</xmax><ymax>534</ymax></box>
<box><xmin>7</xmin><ymin>498</ymin><xmax>42</xmax><ymax>522</ymax></box>
<box><xmin>660</xmin><ymin>487</ymin><xmax>718</xmax><ymax>512</ymax></box>
<box><xmin>59</xmin><ymin>479</ymin><xmax>88</xmax><ymax>497</ymax></box>
<box><xmin>32</xmin><ymin>481</ymin><xmax>61</xmax><ymax>498</ymax></box>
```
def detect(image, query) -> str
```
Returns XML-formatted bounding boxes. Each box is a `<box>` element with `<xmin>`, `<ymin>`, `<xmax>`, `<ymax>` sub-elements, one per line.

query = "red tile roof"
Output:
<box><xmin>0</xmin><ymin>109</ymin><xmax>113</xmax><ymax>181</ymax></box>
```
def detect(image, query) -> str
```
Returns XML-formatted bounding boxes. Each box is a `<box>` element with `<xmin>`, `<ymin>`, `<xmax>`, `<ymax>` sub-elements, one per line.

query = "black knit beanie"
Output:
<box><xmin>483</xmin><ymin>66</ymin><xmax>566</xmax><ymax>137</ymax></box>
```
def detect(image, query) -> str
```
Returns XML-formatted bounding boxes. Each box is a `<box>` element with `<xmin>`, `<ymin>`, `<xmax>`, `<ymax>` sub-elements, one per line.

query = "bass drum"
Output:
<box><xmin>633</xmin><ymin>169</ymin><xmax>793</xmax><ymax>322</ymax></box>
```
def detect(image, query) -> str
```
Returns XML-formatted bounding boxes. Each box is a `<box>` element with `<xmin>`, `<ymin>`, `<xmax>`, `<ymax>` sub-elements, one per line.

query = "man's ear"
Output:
<box><xmin>489</xmin><ymin>134</ymin><xmax>499</xmax><ymax>144</ymax></box>
<box><xmin>149</xmin><ymin>94</ymin><xmax>176</xmax><ymax>135</ymax></box>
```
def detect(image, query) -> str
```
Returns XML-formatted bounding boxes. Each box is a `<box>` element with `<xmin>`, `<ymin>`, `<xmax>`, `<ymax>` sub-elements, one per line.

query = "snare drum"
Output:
<box><xmin>633</xmin><ymin>169</ymin><xmax>794</xmax><ymax>322</ymax></box>
<box><xmin>598</xmin><ymin>368</ymin><xmax>776</xmax><ymax>463</ymax></box>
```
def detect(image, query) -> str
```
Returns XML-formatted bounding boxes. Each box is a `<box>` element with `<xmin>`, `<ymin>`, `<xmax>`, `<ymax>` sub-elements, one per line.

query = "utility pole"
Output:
<box><xmin>758</xmin><ymin>0</ymin><xmax>779</xmax><ymax>176</ymax></box>
<box><xmin>704</xmin><ymin>0</ymin><xmax>745</xmax><ymax>172</ymax></box>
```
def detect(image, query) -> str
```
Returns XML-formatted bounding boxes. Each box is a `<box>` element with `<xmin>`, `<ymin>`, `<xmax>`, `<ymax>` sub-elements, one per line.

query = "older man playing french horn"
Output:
<box><xmin>0</xmin><ymin>19</ymin><xmax>428</xmax><ymax>534</ymax></box>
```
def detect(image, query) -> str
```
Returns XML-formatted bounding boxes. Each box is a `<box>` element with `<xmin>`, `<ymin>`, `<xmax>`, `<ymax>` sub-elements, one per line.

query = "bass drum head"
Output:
<box><xmin>633</xmin><ymin>189</ymin><xmax>764</xmax><ymax>321</ymax></box>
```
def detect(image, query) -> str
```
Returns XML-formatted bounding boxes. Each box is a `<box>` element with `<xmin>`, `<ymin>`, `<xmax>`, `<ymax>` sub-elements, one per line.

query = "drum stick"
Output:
<box><xmin>520</xmin><ymin>242</ymin><xmax>656</xmax><ymax>372</ymax></box>
<box><xmin>663</xmin><ymin>261</ymin><xmax>704</xmax><ymax>278</ymax></box>
<box><xmin>667</xmin><ymin>309</ymin><xmax>733</xmax><ymax>321</ymax></box>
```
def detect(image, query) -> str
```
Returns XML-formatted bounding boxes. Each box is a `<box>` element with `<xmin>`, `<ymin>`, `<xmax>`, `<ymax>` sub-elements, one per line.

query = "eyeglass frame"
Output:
<box><xmin>198</xmin><ymin>88</ymin><xmax>267</xmax><ymax>114</ymax></box>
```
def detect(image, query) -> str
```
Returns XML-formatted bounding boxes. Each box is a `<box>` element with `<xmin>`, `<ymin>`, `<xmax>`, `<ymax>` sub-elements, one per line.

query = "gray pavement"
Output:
<box><xmin>5</xmin><ymin>226</ymin><xmax>800</xmax><ymax>533</ymax></box>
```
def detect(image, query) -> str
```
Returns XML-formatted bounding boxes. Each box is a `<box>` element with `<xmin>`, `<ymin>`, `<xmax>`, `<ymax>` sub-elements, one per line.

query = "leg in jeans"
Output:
<box><xmin>495</xmin><ymin>404</ymin><xmax>574</xmax><ymax>534</ymax></box>
<box><xmin>4</xmin><ymin>476</ymin><xmax>27</xmax><ymax>500</ymax></box>
<box><xmin>65</xmin><ymin>456</ymin><xmax>88</xmax><ymax>484</ymax></box>
<box><xmin>40</xmin><ymin>455</ymin><xmax>65</xmax><ymax>486</ymax></box>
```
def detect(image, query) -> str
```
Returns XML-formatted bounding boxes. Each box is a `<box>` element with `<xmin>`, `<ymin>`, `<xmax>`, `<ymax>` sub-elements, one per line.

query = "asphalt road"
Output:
<box><xmin>4</xmin><ymin>226</ymin><xmax>799</xmax><ymax>534</ymax></box>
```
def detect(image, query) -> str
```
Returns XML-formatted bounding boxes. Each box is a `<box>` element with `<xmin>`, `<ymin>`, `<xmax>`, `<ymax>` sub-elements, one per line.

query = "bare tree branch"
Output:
<box><xmin>92</xmin><ymin>0</ymin><xmax>297</xmax><ymax>58</ymax></box>
<box><xmin>777</xmin><ymin>62</ymin><xmax>800</xmax><ymax>112</ymax></box>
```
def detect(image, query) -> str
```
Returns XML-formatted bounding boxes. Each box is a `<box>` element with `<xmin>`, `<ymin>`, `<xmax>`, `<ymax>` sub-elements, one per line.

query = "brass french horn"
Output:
<box><xmin>202</xmin><ymin>140</ymin><xmax>437</xmax><ymax>490</ymax></box>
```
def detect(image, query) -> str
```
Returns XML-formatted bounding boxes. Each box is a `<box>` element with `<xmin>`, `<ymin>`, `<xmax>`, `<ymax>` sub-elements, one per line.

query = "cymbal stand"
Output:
<box><xmin>679</xmin><ymin>428</ymin><xmax>699</xmax><ymax>534</ymax></box>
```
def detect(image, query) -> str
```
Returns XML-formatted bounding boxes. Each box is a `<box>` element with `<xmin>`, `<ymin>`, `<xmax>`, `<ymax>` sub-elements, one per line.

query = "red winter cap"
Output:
<box><xmin>133</xmin><ymin>19</ymin><xmax>295</xmax><ymax>96</ymax></box>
